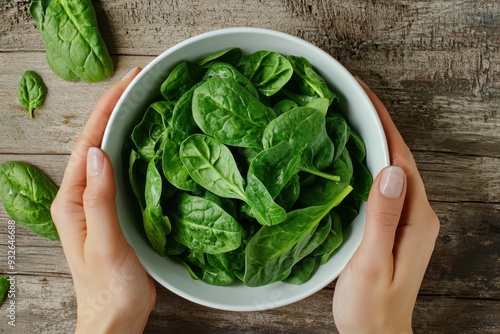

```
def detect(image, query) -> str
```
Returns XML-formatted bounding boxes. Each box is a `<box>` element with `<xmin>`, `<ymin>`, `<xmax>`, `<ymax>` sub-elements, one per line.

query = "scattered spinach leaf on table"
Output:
<box><xmin>0</xmin><ymin>162</ymin><xmax>59</xmax><ymax>240</ymax></box>
<box><xmin>18</xmin><ymin>70</ymin><xmax>47</xmax><ymax>118</ymax></box>
<box><xmin>0</xmin><ymin>276</ymin><xmax>8</xmax><ymax>306</ymax></box>
<box><xmin>29</xmin><ymin>0</ymin><xmax>114</xmax><ymax>82</ymax></box>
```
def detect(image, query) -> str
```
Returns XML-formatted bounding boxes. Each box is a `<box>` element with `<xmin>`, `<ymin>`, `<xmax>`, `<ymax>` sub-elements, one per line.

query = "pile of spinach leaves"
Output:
<box><xmin>125</xmin><ymin>48</ymin><xmax>372</xmax><ymax>287</ymax></box>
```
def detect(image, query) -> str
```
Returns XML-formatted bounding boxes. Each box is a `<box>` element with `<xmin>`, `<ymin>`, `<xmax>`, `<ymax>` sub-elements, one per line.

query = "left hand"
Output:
<box><xmin>51</xmin><ymin>67</ymin><xmax>156</xmax><ymax>333</ymax></box>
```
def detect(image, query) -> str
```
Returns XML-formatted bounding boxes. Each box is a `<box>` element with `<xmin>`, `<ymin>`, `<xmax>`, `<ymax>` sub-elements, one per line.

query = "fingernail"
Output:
<box><xmin>121</xmin><ymin>67</ymin><xmax>140</xmax><ymax>82</ymax></box>
<box><xmin>87</xmin><ymin>147</ymin><xmax>104</xmax><ymax>177</ymax></box>
<box><xmin>379</xmin><ymin>166</ymin><xmax>404</xmax><ymax>198</ymax></box>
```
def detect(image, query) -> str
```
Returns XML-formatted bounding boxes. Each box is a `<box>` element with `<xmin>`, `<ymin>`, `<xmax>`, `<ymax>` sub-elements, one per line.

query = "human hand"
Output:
<box><xmin>332</xmin><ymin>79</ymin><xmax>440</xmax><ymax>333</ymax></box>
<box><xmin>51</xmin><ymin>67</ymin><xmax>156</xmax><ymax>333</ymax></box>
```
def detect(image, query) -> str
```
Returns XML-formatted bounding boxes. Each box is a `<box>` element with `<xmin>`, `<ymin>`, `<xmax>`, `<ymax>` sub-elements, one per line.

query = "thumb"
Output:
<box><xmin>356</xmin><ymin>166</ymin><xmax>407</xmax><ymax>272</ymax></box>
<box><xmin>83</xmin><ymin>147</ymin><xmax>124</xmax><ymax>249</ymax></box>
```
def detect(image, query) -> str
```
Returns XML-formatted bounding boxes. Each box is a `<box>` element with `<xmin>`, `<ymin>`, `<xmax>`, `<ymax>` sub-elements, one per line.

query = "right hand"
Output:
<box><xmin>332</xmin><ymin>79</ymin><xmax>440</xmax><ymax>333</ymax></box>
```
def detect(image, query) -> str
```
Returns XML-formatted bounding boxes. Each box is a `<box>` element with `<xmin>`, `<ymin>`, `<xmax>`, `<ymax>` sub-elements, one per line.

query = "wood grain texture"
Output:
<box><xmin>0</xmin><ymin>0</ymin><xmax>499</xmax><ymax>333</ymax></box>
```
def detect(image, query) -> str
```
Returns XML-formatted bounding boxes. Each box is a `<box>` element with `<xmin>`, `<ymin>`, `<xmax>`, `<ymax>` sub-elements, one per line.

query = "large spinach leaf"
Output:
<box><xmin>0</xmin><ymin>162</ymin><xmax>59</xmax><ymax>240</ymax></box>
<box><xmin>244</xmin><ymin>185</ymin><xmax>352</xmax><ymax>287</ymax></box>
<box><xmin>192</xmin><ymin>77</ymin><xmax>275</xmax><ymax>149</ymax></box>
<box><xmin>29</xmin><ymin>0</ymin><xmax>113</xmax><ymax>82</ymax></box>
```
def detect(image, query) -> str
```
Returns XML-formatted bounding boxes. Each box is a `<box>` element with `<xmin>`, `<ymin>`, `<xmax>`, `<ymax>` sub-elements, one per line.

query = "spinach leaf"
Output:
<box><xmin>262</xmin><ymin>106</ymin><xmax>338</xmax><ymax>181</ymax></box>
<box><xmin>0</xmin><ymin>162</ymin><xmax>59</xmax><ymax>240</ymax></box>
<box><xmin>275</xmin><ymin>173</ymin><xmax>300</xmax><ymax>211</ymax></box>
<box><xmin>346</xmin><ymin>128</ymin><xmax>367</xmax><ymax>162</ymax></box>
<box><xmin>162</xmin><ymin>139</ymin><xmax>201</xmax><ymax>193</ymax></box>
<box><xmin>130</xmin><ymin>104</ymin><xmax>169</xmax><ymax>162</ymax></box>
<box><xmin>281</xmin><ymin>89</ymin><xmax>317</xmax><ymax>106</ymax></box>
<box><xmin>314</xmin><ymin>212</ymin><xmax>343</xmax><ymax>264</ymax></box>
<box><xmin>180</xmin><ymin>135</ymin><xmax>285</xmax><ymax>226</ymax></box>
<box><xmin>128</xmin><ymin>149</ymin><xmax>146</xmax><ymax>210</ymax></box>
<box><xmin>243</xmin><ymin>50</ymin><xmax>293</xmax><ymax>96</ymax></box>
<box><xmin>29</xmin><ymin>0</ymin><xmax>113</xmax><ymax>82</ymax></box>
<box><xmin>203</xmin><ymin>62</ymin><xmax>259</xmax><ymax>98</ymax></box>
<box><xmin>0</xmin><ymin>276</ymin><xmax>9</xmax><ymax>309</ymax></box>
<box><xmin>287</xmin><ymin>55</ymin><xmax>336</xmax><ymax>104</ymax></box>
<box><xmin>180</xmin><ymin>134</ymin><xmax>247</xmax><ymax>200</ymax></box>
<box><xmin>18</xmin><ymin>70</ymin><xmax>47</xmax><ymax>118</ymax></box>
<box><xmin>298</xmin><ymin>214</ymin><xmax>332</xmax><ymax>259</ymax></box>
<box><xmin>350</xmin><ymin>153</ymin><xmax>373</xmax><ymax>202</ymax></box>
<box><xmin>283</xmin><ymin>256</ymin><xmax>320</xmax><ymax>285</ymax></box>
<box><xmin>171</xmin><ymin>193</ymin><xmax>242</xmax><ymax>254</ymax></box>
<box><xmin>142</xmin><ymin>161</ymin><xmax>171</xmax><ymax>256</ymax></box>
<box><xmin>192</xmin><ymin>77</ymin><xmax>275</xmax><ymax>149</ymax></box>
<box><xmin>200</xmin><ymin>267</ymin><xmax>235</xmax><ymax>286</ymax></box>
<box><xmin>248</xmin><ymin>141</ymin><xmax>301</xmax><ymax>199</ymax></box>
<box><xmin>0</xmin><ymin>276</ymin><xmax>7</xmax><ymax>306</ymax></box>
<box><xmin>244</xmin><ymin>172</ymin><xmax>287</xmax><ymax>226</ymax></box>
<box><xmin>272</xmin><ymin>99</ymin><xmax>298</xmax><ymax>115</ymax></box>
<box><xmin>326</xmin><ymin>113</ymin><xmax>350</xmax><ymax>162</ymax></box>
<box><xmin>150</xmin><ymin>100</ymin><xmax>176</xmax><ymax>127</ymax></box>
<box><xmin>198</xmin><ymin>47</ymin><xmax>242</xmax><ymax>68</ymax></box>
<box><xmin>161</xmin><ymin>61</ymin><xmax>204</xmax><ymax>101</ymax></box>
<box><xmin>307</xmin><ymin>97</ymin><xmax>330</xmax><ymax>115</ymax></box>
<box><xmin>244</xmin><ymin>185</ymin><xmax>352</xmax><ymax>287</ymax></box>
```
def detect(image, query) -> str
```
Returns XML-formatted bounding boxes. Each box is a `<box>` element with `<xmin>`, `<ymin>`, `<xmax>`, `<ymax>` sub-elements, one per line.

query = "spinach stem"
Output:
<box><xmin>297</xmin><ymin>166</ymin><xmax>341</xmax><ymax>182</ymax></box>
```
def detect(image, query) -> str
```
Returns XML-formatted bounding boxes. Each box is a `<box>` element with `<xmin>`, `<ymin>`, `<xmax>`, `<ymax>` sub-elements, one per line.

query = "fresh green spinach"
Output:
<box><xmin>124</xmin><ymin>48</ymin><xmax>374</xmax><ymax>286</ymax></box>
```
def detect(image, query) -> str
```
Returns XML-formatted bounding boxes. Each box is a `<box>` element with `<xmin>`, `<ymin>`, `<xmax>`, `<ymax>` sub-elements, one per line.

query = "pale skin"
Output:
<box><xmin>51</xmin><ymin>68</ymin><xmax>439</xmax><ymax>333</ymax></box>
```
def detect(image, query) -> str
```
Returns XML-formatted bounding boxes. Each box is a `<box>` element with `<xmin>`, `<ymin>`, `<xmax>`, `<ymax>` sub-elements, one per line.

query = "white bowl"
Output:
<box><xmin>102</xmin><ymin>27</ymin><xmax>389</xmax><ymax>311</ymax></box>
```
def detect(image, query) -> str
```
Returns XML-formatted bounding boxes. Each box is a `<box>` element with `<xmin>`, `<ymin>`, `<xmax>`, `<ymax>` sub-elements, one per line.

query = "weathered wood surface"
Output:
<box><xmin>0</xmin><ymin>0</ymin><xmax>499</xmax><ymax>333</ymax></box>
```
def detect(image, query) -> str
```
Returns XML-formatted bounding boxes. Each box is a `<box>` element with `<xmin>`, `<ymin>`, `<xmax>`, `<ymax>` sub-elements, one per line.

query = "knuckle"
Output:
<box><xmin>82</xmin><ymin>185</ymin><xmax>110</xmax><ymax>208</ymax></box>
<box><xmin>371</xmin><ymin>210</ymin><xmax>402</xmax><ymax>228</ymax></box>
<box><xmin>425</xmin><ymin>208</ymin><xmax>441</xmax><ymax>238</ymax></box>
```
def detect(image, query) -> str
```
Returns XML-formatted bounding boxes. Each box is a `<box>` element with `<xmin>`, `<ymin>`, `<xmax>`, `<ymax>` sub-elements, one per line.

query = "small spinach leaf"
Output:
<box><xmin>198</xmin><ymin>47</ymin><xmax>242</xmax><ymax>68</ymax></box>
<box><xmin>287</xmin><ymin>55</ymin><xmax>336</xmax><ymax>104</ymax></box>
<box><xmin>18</xmin><ymin>70</ymin><xmax>47</xmax><ymax>118</ymax></box>
<box><xmin>161</xmin><ymin>61</ymin><xmax>204</xmax><ymax>101</ymax></box>
<box><xmin>243</xmin><ymin>50</ymin><xmax>293</xmax><ymax>96</ymax></box>
<box><xmin>171</xmin><ymin>193</ymin><xmax>243</xmax><ymax>254</ymax></box>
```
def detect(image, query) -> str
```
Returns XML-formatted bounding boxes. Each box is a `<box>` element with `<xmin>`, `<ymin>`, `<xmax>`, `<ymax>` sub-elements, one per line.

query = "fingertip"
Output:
<box><xmin>120</xmin><ymin>66</ymin><xmax>142</xmax><ymax>83</ymax></box>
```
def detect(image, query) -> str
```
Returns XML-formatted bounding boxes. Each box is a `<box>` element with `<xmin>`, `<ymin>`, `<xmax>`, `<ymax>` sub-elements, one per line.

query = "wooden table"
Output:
<box><xmin>1</xmin><ymin>1</ymin><xmax>499</xmax><ymax>333</ymax></box>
